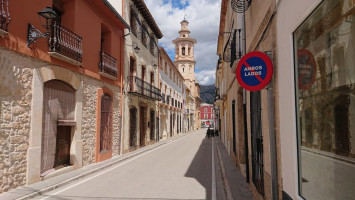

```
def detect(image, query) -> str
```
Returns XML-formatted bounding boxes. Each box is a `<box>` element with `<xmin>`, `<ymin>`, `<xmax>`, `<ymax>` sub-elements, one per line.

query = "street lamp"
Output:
<box><xmin>152</xmin><ymin>61</ymin><xmax>157</xmax><ymax>69</ymax></box>
<box><xmin>27</xmin><ymin>7</ymin><xmax>57</xmax><ymax>47</ymax></box>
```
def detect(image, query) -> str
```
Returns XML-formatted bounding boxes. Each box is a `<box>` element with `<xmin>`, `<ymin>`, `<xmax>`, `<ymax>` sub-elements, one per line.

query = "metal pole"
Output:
<box><xmin>241</xmin><ymin>4</ymin><xmax>250</xmax><ymax>183</ymax></box>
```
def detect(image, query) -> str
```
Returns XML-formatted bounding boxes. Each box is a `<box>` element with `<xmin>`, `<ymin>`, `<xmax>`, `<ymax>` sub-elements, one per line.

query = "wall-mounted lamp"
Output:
<box><xmin>152</xmin><ymin>61</ymin><xmax>157</xmax><ymax>69</ymax></box>
<box><xmin>134</xmin><ymin>43</ymin><xmax>140</xmax><ymax>53</ymax></box>
<box><xmin>27</xmin><ymin>7</ymin><xmax>57</xmax><ymax>47</ymax></box>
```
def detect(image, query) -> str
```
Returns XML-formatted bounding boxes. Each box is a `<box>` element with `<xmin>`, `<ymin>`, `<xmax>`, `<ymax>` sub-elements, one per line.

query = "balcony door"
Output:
<box><xmin>129</xmin><ymin>57</ymin><xmax>136</xmax><ymax>92</ymax></box>
<box><xmin>141</xmin><ymin>66</ymin><xmax>146</xmax><ymax>95</ymax></box>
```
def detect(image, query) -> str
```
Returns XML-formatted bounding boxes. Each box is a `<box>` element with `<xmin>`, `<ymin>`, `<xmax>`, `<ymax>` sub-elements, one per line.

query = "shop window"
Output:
<box><xmin>294</xmin><ymin>0</ymin><xmax>355</xmax><ymax>199</ymax></box>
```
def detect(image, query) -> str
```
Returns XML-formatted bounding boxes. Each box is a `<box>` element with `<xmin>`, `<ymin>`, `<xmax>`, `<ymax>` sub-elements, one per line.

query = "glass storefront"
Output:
<box><xmin>294</xmin><ymin>0</ymin><xmax>355</xmax><ymax>199</ymax></box>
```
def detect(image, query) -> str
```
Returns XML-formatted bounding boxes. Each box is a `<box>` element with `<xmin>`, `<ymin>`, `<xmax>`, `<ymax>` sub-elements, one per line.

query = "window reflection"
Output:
<box><xmin>294</xmin><ymin>0</ymin><xmax>355</xmax><ymax>199</ymax></box>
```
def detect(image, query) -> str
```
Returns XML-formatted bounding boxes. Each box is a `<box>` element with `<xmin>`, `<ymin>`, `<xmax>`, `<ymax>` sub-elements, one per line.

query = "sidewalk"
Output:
<box><xmin>214</xmin><ymin>137</ymin><xmax>254</xmax><ymax>200</ymax></box>
<box><xmin>0</xmin><ymin>131</ymin><xmax>195</xmax><ymax>200</ymax></box>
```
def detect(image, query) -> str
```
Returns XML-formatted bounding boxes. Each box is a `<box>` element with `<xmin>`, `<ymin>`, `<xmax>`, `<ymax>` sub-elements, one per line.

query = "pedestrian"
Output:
<box><xmin>207</xmin><ymin>127</ymin><xmax>211</xmax><ymax>138</ymax></box>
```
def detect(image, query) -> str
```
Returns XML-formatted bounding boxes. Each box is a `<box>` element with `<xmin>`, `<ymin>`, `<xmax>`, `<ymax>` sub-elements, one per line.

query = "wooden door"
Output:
<box><xmin>41</xmin><ymin>80</ymin><xmax>75</xmax><ymax>173</ymax></box>
<box><xmin>54</xmin><ymin>126</ymin><xmax>71</xmax><ymax>167</ymax></box>
<box><xmin>129</xmin><ymin>107</ymin><xmax>137</xmax><ymax>147</ymax></box>
<box><xmin>140</xmin><ymin>107</ymin><xmax>146</xmax><ymax>146</ymax></box>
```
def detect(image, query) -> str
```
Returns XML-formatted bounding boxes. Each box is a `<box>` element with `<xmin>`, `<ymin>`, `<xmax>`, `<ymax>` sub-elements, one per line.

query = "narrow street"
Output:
<box><xmin>33</xmin><ymin>130</ymin><xmax>220</xmax><ymax>200</ymax></box>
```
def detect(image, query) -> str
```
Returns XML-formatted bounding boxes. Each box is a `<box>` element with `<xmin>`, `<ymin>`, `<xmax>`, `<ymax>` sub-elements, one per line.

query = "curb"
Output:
<box><xmin>216</xmin><ymin>141</ymin><xmax>233</xmax><ymax>200</ymax></box>
<box><xmin>15</xmin><ymin>132</ymin><xmax>194</xmax><ymax>200</ymax></box>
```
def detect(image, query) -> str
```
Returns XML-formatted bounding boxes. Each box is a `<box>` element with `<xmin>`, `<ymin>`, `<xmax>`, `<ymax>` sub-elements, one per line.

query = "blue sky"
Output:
<box><xmin>163</xmin><ymin>0</ymin><xmax>190</xmax><ymax>9</ymax></box>
<box><xmin>145</xmin><ymin>0</ymin><xmax>221</xmax><ymax>85</ymax></box>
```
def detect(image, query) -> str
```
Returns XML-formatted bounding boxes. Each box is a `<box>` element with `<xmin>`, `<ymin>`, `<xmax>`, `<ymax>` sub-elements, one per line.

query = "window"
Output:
<box><xmin>250</xmin><ymin>91</ymin><xmax>264</xmax><ymax>195</ymax></box>
<box><xmin>165</xmin><ymin>62</ymin><xmax>167</xmax><ymax>73</ymax></box>
<box><xmin>100</xmin><ymin>94</ymin><xmax>112</xmax><ymax>152</ymax></box>
<box><xmin>142</xmin><ymin>25</ymin><xmax>148</xmax><ymax>47</ymax></box>
<box><xmin>182</xmin><ymin>47</ymin><xmax>185</xmax><ymax>55</ymax></box>
<box><xmin>96</xmin><ymin>87</ymin><xmax>113</xmax><ymax>162</ymax></box>
<box><xmin>294</xmin><ymin>1</ymin><xmax>355</xmax><ymax>199</ymax></box>
<box><xmin>204</xmin><ymin>114</ymin><xmax>207</xmax><ymax>119</ymax></box>
<box><xmin>130</xmin><ymin>10</ymin><xmax>138</xmax><ymax>37</ymax></box>
<box><xmin>150</xmin><ymin>35</ymin><xmax>155</xmax><ymax>56</ymax></box>
<box><xmin>204</xmin><ymin>108</ymin><xmax>207</xmax><ymax>112</ymax></box>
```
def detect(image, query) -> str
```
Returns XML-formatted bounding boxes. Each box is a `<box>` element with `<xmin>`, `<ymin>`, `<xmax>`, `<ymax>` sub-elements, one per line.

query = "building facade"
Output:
<box><xmin>0</xmin><ymin>0</ymin><xmax>128</xmax><ymax>193</ymax></box>
<box><xmin>215</xmin><ymin>0</ymin><xmax>355</xmax><ymax>200</ymax></box>
<box><xmin>158</xmin><ymin>47</ymin><xmax>185</xmax><ymax>140</ymax></box>
<box><xmin>120</xmin><ymin>0</ymin><xmax>163</xmax><ymax>153</ymax></box>
<box><xmin>173</xmin><ymin>19</ymin><xmax>201</xmax><ymax>131</ymax></box>
<box><xmin>200</xmin><ymin>103</ymin><xmax>215</xmax><ymax>127</ymax></box>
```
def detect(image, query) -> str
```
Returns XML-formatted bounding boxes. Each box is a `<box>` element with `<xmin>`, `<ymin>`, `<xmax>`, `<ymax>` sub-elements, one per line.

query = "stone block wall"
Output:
<box><xmin>0</xmin><ymin>48</ymin><xmax>122</xmax><ymax>193</ymax></box>
<box><xmin>81</xmin><ymin>76</ymin><xmax>121</xmax><ymax>166</ymax></box>
<box><xmin>0</xmin><ymin>49</ymin><xmax>35</xmax><ymax>193</ymax></box>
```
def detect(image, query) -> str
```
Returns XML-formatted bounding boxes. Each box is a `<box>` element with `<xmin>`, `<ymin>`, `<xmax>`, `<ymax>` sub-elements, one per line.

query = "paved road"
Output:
<box><xmin>34</xmin><ymin>129</ymin><xmax>216</xmax><ymax>200</ymax></box>
<box><xmin>300</xmin><ymin>149</ymin><xmax>355</xmax><ymax>200</ymax></box>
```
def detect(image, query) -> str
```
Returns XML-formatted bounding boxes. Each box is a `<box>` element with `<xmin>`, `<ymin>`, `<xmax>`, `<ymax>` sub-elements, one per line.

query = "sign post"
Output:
<box><xmin>236</xmin><ymin>51</ymin><xmax>273</xmax><ymax>91</ymax></box>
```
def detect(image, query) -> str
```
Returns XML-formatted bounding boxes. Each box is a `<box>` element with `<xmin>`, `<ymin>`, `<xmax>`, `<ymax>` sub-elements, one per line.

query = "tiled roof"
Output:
<box><xmin>132</xmin><ymin>0</ymin><xmax>163</xmax><ymax>39</ymax></box>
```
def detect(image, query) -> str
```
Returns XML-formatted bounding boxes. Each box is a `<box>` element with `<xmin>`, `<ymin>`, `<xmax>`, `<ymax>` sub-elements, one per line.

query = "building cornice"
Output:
<box><xmin>132</xmin><ymin>0</ymin><xmax>163</xmax><ymax>39</ymax></box>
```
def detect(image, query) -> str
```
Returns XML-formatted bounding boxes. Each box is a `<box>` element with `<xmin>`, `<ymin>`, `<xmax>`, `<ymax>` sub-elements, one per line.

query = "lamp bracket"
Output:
<box><xmin>27</xmin><ymin>23</ymin><xmax>49</xmax><ymax>48</ymax></box>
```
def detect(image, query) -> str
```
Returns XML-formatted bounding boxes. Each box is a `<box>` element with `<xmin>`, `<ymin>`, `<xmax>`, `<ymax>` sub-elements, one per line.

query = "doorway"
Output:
<box><xmin>41</xmin><ymin>80</ymin><xmax>75</xmax><ymax>174</ymax></box>
<box><xmin>55</xmin><ymin>126</ymin><xmax>71</xmax><ymax>167</ymax></box>
<box><xmin>140</xmin><ymin>106</ymin><xmax>147</xmax><ymax>146</ymax></box>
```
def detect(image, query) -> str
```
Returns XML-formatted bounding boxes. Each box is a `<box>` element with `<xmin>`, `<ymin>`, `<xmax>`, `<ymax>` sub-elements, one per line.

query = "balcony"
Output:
<box><xmin>127</xmin><ymin>76</ymin><xmax>161</xmax><ymax>101</ymax></box>
<box><xmin>99</xmin><ymin>51</ymin><xmax>118</xmax><ymax>80</ymax></box>
<box><xmin>0</xmin><ymin>0</ymin><xmax>10</xmax><ymax>36</ymax></box>
<box><xmin>48</xmin><ymin>22</ymin><xmax>83</xmax><ymax>66</ymax></box>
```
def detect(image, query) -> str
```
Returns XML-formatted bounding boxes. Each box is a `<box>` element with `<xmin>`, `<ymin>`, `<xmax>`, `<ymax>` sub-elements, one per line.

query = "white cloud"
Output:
<box><xmin>145</xmin><ymin>0</ymin><xmax>221</xmax><ymax>85</ymax></box>
<box><xmin>195</xmin><ymin>70</ymin><xmax>216</xmax><ymax>85</ymax></box>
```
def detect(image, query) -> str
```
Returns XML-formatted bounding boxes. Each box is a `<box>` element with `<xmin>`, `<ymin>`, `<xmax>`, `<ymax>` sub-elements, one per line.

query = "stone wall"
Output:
<box><xmin>0</xmin><ymin>48</ymin><xmax>122</xmax><ymax>193</ymax></box>
<box><xmin>81</xmin><ymin>76</ymin><xmax>121</xmax><ymax>166</ymax></box>
<box><xmin>0</xmin><ymin>49</ymin><xmax>34</xmax><ymax>193</ymax></box>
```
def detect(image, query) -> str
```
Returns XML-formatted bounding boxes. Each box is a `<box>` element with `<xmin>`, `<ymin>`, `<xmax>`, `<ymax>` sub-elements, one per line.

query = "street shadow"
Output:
<box><xmin>184</xmin><ymin>136</ymin><xmax>213</xmax><ymax>200</ymax></box>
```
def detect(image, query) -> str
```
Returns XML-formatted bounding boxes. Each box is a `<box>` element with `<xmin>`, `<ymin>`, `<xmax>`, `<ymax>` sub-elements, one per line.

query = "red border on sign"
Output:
<box><xmin>236</xmin><ymin>51</ymin><xmax>273</xmax><ymax>91</ymax></box>
<box><xmin>297</xmin><ymin>49</ymin><xmax>317</xmax><ymax>90</ymax></box>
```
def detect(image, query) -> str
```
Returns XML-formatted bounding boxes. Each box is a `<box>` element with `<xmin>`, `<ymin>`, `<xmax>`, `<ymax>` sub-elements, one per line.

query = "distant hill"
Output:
<box><xmin>200</xmin><ymin>85</ymin><xmax>216</xmax><ymax>104</ymax></box>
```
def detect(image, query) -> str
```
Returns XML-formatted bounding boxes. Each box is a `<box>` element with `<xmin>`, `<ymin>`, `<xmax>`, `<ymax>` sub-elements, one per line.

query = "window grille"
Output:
<box><xmin>250</xmin><ymin>91</ymin><xmax>264</xmax><ymax>195</ymax></box>
<box><xmin>100</xmin><ymin>94</ymin><xmax>112</xmax><ymax>152</ymax></box>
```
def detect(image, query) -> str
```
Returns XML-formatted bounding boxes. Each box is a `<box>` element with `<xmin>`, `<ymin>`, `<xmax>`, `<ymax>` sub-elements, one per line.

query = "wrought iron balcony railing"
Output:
<box><xmin>127</xmin><ymin>76</ymin><xmax>161</xmax><ymax>101</ymax></box>
<box><xmin>99</xmin><ymin>51</ymin><xmax>118</xmax><ymax>79</ymax></box>
<box><xmin>48</xmin><ymin>22</ymin><xmax>83</xmax><ymax>65</ymax></box>
<box><xmin>0</xmin><ymin>0</ymin><xmax>10</xmax><ymax>36</ymax></box>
